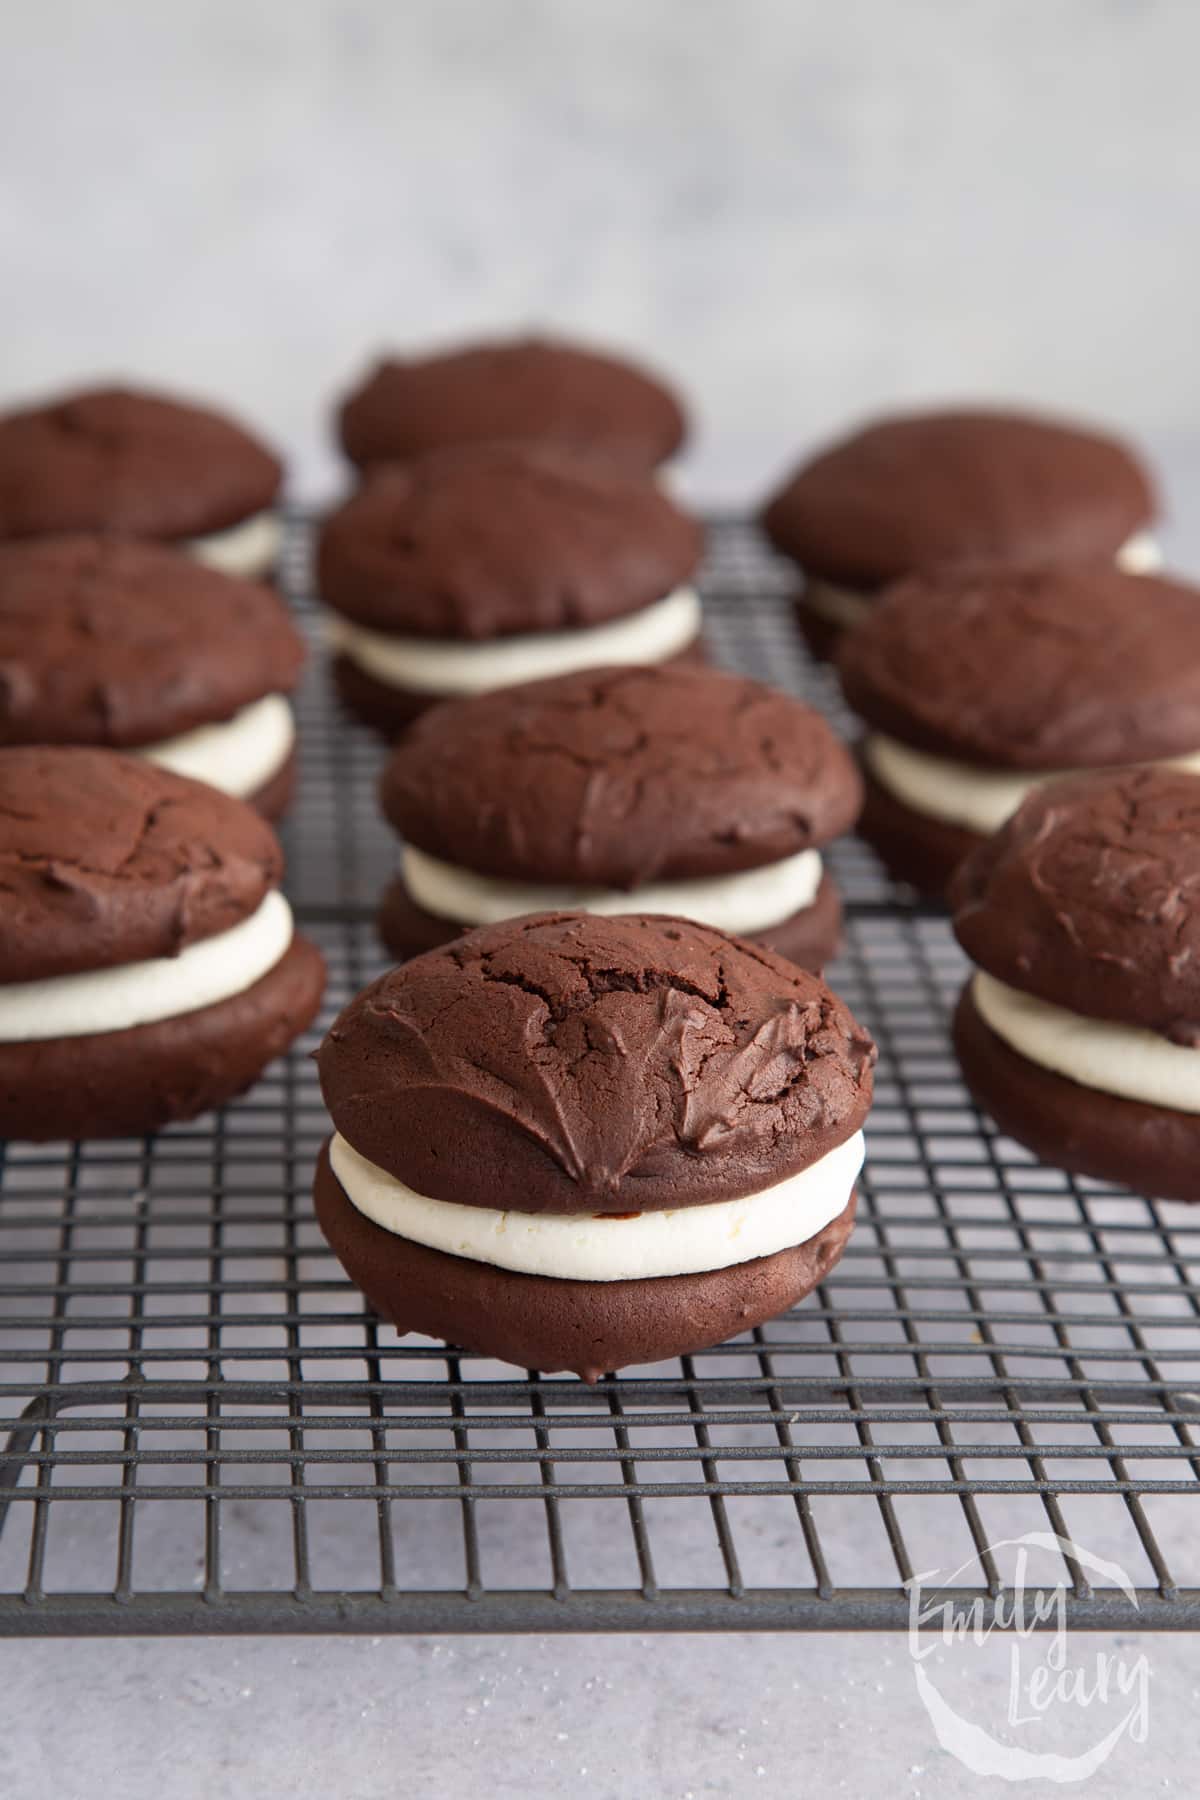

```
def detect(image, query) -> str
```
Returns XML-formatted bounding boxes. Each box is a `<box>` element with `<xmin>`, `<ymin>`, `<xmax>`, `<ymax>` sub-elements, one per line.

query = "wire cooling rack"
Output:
<box><xmin>1</xmin><ymin>517</ymin><xmax>1198</xmax><ymax>1636</ymax></box>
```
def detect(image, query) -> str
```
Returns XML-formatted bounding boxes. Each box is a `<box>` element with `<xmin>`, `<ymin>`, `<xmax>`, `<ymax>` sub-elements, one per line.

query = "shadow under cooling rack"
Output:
<box><xmin>1</xmin><ymin>518</ymin><xmax>1199</xmax><ymax>1635</ymax></box>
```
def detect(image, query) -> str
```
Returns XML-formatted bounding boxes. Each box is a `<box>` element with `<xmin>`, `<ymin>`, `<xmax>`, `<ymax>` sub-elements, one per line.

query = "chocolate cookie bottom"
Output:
<box><xmin>247</xmin><ymin>743</ymin><xmax>298</xmax><ymax>821</ymax></box>
<box><xmin>794</xmin><ymin>593</ymin><xmax>847</xmax><ymax>663</ymax></box>
<box><xmin>314</xmin><ymin>1141</ymin><xmax>857</xmax><ymax>1380</ymax></box>
<box><xmin>0</xmin><ymin>934</ymin><xmax>326</xmax><ymax>1142</ymax></box>
<box><xmin>857</xmin><ymin>766</ymin><xmax>983</xmax><ymax>899</ymax></box>
<box><xmin>954</xmin><ymin>982</ymin><xmax>1200</xmax><ymax>1201</ymax></box>
<box><xmin>376</xmin><ymin>868</ymin><xmax>845</xmax><ymax>972</ymax></box>
<box><xmin>332</xmin><ymin>638</ymin><xmax>709</xmax><ymax>737</ymax></box>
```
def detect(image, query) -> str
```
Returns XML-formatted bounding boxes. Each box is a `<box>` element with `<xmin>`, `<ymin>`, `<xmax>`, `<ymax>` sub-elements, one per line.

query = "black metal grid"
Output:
<box><xmin>1</xmin><ymin>517</ymin><xmax>1199</xmax><ymax>1636</ymax></box>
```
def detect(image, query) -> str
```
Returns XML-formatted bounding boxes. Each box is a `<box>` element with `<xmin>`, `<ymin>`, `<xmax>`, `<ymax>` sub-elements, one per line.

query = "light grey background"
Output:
<box><xmin>1</xmin><ymin>0</ymin><xmax>1197</xmax><ymax>510</ymax></box>
<box><xmin>3</xmin><ymin>6</ymin><xmax>1199</xmax><ymax>1794</ymax></box>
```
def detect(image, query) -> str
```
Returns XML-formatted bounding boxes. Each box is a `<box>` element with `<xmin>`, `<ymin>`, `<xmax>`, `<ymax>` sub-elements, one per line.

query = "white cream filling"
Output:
<box><xmin>804</xmin><ymin>532</ymin><xmax>1161</xmax><ymax>631</ymax></box>
<box><xmin>803</xmin><ymin>579</ymin><xmax>873</xmax><ymax>630</ymax></box>
<box><xmin>864</xmin><ymin>732</ymin><xmax>1200</xmax><ymax>837</ymax></box>
<box><xmin>325</xmin><ymin>585</ymin><xmax>702</xmax><ymax>696</ymax></box>
<box><xmin>139</xmin><ymin>693</ymin><xmax>295</xmax><ymax>799</ymax></box>
<box><xmin>0</xmin><ymin>889</ymin><xmax>294</xmax><ymax>1043</ymax></box>
<box><xmin>402</xmin><ymin>843</ymin><xmax>823</xmax><ymax>936</ymax></box>
<box><xmin>1115</xmin><ymin>530</ymin><xmax>1163</xmax><ymax>575</ymax></box>
<box><xmin>973</xmin><ymin>970</ymin><xmax>1200</xmax><ymax>1115</ymax></box>
<box><xmin>184</xmin><ymin>510</ymin><xmax>283</xmax><ymax>579</ymax></box>
<box><xmin>330</xmin><ymin>1128</ymin><xmax>864</xmax><ymax>1282</ymax></box>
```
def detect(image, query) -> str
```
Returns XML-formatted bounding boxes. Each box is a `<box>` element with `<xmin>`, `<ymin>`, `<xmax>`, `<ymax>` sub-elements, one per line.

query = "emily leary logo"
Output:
<box><xmin>905</xmin><ymin>1533</ymin><xmax>1151</xmax><ymax>1782</ymax></box>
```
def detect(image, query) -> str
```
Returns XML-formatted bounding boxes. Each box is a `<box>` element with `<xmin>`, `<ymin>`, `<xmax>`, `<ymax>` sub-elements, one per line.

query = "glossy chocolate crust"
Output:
<box><xmin>376</xmin><ymin>869</ymin><xmax>845</xmax><ymax>973</ymax></box>
<box><xmin>0</xmin><ymin>748</ymin><xmax>284</xmax><ymax>981</ymax></box>
<box><xmin>318</xmin><ymin>444</ymin><xmax>702</xmax><ymax>639</ymax></box>
<box><xmin>317</xmin><ymin>911</ymin><xmax>876</xmax><ymax>1215</ymax></box>
<box><xmin>838</xmin><ymin>565</ymin><xmax>1200</xmax><ymax>770</ymax></box>
<box><xmin>762</xmin><ymin>409</ymin><xmax>1155</xmax><ymax>590</ymax></box>
<box><xmin>950</xmin><ymin>768</ymin><xmax>1200</xmax><ymax>1038</ymax></box>
<box><xmin>954</xmin><ymin>983</ymin><xmax>1200</xmax><ymax>1202</ymax></box>
<box><xmin>856</xmin><ymin>766</ymin><xmax>981</xmax><ymax>899</ymax></box>
<box><xmin>382</xmin><ymin>665</ymin><xmax>861</xmax><ymax>885</ymax></box>
<box><xmin>0</xmin><ymin>536</ymin><xmax>304</xmax><ymax>749</ymax></box>
<box><xmin>0</xmin><ymin>385</ymin><xmax>282</xmax><ymax>542</ymax></box>
<box><xmin>331</xmin><ymin>640</ymin><xmax>708</xmax><ymax>737</ymax></box>
<box><xmin>0</xmin><ymin>934</ymin><xmax>325</xmax><ymax>1142</ymax></box>
<box><xmin>337</xmin><ymin>336</ymin><xmax>687</xmax><ymax>474</ymax></box>
<box><xmin>314</xmin><ymin>1142</ymin><xmax>857</xmax><ymax>1380</ymax></box>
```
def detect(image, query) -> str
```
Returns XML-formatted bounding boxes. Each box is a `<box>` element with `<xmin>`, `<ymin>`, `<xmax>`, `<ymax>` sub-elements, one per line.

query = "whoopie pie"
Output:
<box><xmin>0</xmin><ymin>536</ymin><xmax>305</xmax><ymax>818</ymax></box>
<box><xmin>337</xmin><ymin>333</ymin><xmax>687</xmax><ymax>475</ymax></box>
<box><xmin>377</xmin><ymin>663</ymin><xmax>862</xmax><ymax>969</ymax></box>
<box><xmin>318</xmin><ymin>443</ymin><xmax>705</xmax><ymax>732</ymax></box>
<box><xmin>0</xmin><ymin>383</ymin><xmax>284</xmax><ymax>578</ymax></box>
<box><xmin>836</xmin><ymin>563</ymin><xmax>1200</xmax><ymax>895</ymax></box>
<box><xmin>314</xmin><ymin>912</ymin><xmax>875</xmax><ymax>1380</ymax></box>
<box><xmin>0</xmin><ymin>749</ymin><xmax>326</xmax><ymax>1141</ymax></box>
<box><xmin>762</xmin><ymin>407</ymin><xmax>1158</xmax><ymax>657</ymax></box>
<box><xmin>951</xmin><ymin>767</ymin><xmax>1200</xmax><ymax>1201</ymax></box>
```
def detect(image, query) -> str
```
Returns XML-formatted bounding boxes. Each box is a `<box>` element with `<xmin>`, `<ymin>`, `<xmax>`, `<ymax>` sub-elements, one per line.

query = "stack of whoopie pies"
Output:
<box><xmin>0</xmin><ymin>377</ymin><xmax>317</xmax><ymax>1144</ymax></box>
<box><xmin>4</xmin><ymin>328</ymin><xmax>1188</xmax><ymax>1385</ymax></box>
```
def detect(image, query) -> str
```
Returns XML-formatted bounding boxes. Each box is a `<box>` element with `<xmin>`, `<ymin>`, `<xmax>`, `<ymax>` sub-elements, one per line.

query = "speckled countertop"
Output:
<box><xmin>1</xmin><ymin>1631</ymin><xmax>1195</xmax><ymax>1797</ymax></box>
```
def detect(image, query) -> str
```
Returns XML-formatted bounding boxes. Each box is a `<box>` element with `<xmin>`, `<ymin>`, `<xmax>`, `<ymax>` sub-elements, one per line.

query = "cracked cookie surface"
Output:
<box><xmin>380</xmin><ymin>663</ymin><xmax>862</xmax><ymax>884</ymax></box>
<box><xmin>317</xmin><ymin>442</ymin><xmax>702</xmax><ymax>638</ymax></box>
<box><xmin>950</xmin><ymin>766</ymin><xmax>1200</xmax><ymax>1038</ymax></box>
<box><xmin>317</xmin><ymin>911</ymin><xmax>876</xmax><ymax>1213</ymax></box>
<box><xmin>0</xmin><ymin>536</ymin><xmax>304</xmax><ymax>749</ymax></box>
<box><xmin>763</xmin><ymin>408</ymin><xmax>1155</xmax><ymax>589</ymax></box>
<box><xmin>0</xmin><ymin>747</ymin><xmax>283</xmax><ymax>980</ymax></box>
<box><xmin>838</xmin><ymin>564</ymin><xmax>1200</xmax><ymax>768</ymax></box>
<box><xmin>0</xmin><ymin>385</ymin><xmax>282</xmax><ymax>541</ymax></box>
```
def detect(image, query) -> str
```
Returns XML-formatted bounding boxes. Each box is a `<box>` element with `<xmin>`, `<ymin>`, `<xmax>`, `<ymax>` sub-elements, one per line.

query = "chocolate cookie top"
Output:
<box><xmin>318</xmin><ymin>912</ymin><xmax>876</xmax><ymax>1215</ymax></box>
<box><xmin>0</xmin><ymin>536</ymin><xmax>305</xmax><ymax>749</ymax></box>
<box><xmin>318</xmin><ymin>444</ymin><xmax>703</xmax><ymax>639</ymax></box>
<box><xmin>0</xmin><ymin>748</ymin><xmax>284</xmax><ymax>983</ymax></box>
<box><xmin>950</xmin><ymin>767</ymin><xmax>1200</xmax><ymax>1040</ymax></box>
<box><xmin>763</xmin><ymin>409</ymin><xmax>1156</xmax><ymax>589</ymax></box>
<box><xmin>838</xmin><ymin>565</ymin><xmax>1200</xmax><ymax>769</ymax></box>
<box><xmin>337</xmin><ymin>335</ymin><xmax>687</xmax><ymax>473</ymax></box>
<box><xmin>381</xmin><ymin>664</ymin><xmax>863</xmax><ymax>884</ymax></box>
<box><xmin>0</xmin><ymin>385</ymin><xmax>283</xmax><ymax>542</ymax></box>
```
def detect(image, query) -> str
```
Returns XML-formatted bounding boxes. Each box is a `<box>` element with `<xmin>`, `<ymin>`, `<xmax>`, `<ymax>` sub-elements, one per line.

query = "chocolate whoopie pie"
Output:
<box><xmin>0</xmin><ymin>536</ymin><xmax>305</xmax><ymax>818</ymax></box>
<box><xmin>314</xmin><ymin>913</ymin><xmax>875</xmax><ymax>1380</ymax></box>
<box><xmin>950</xmin><ymin>768</ymin><xmax>1200</xmax><ymax>1200</ymax></box>
<box><xmin>318</xmin><ymin>443</ymin><xmax>705</xmax><ymax>732</ymax></box>
<box><xmin>0</xmin><ymin>383</ymin><xmax>283</xmax><ymax>578</ymax></box>
<box><xmin>762</xmin><ymin>408</ymin><xmax>1158</xmax><ymax>657</ymax></box>
<box><xmin>376</xmin><ymin>663</ymin><xmax>862</xmax><ymax>969</ymax></box>
<box><xmin>836</xmin><ymin>563</ymin><xmax>1200</xmax><ymax>895</ymax></box>
<box><xmin>337</xmin><ymin>333</ymin><xmax>687</xmax><ymax>474</ymax></box>
<box><xmin>0</xmin><ymin>749</ymin><xmax>326</xmax><ymax>1141</ymax></box>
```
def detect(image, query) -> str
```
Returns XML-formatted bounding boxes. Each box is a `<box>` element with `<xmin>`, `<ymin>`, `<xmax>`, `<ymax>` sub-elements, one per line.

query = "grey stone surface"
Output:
<box><xmin>0</xmin><ymin>1629</ymin><xmax>1193</xmax><ymax>1799</ymax></box>
<box><xmin>0</xmin><ymin>2</ymin><xmax>1198</xmax><ymax>506</ymax></box>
